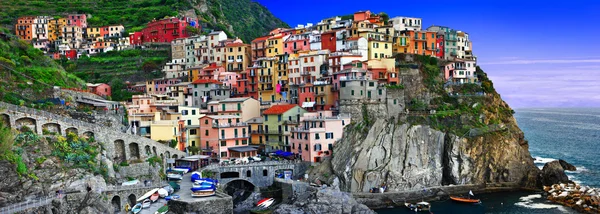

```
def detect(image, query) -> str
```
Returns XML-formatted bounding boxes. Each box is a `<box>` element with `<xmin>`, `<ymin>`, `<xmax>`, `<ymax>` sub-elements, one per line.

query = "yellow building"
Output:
<box><xmin>48</xmin><ymin>18</ymin><xmax>67</xmax><ymax>42</ymax></box>
<box><xmin>266</xmin><ymin>34</ymin><xmax>285</xmax><ymax>57</ymax></box>
<box><xmin>366</xmin><ymin>34</ymin><xmax>393</xmax><ymax>60</ymax></box>
<box><xmin>224</xmin><ymin>43</ymin><xmax>251</xmax><ymax>72</ymax></box>
<box><xmin>257</xmin><ymin>57</ymin><xmax>285</xmax><ymax>102</ymax></box>
<box><xmin>247</xmin><ymin>117</ymin><xmax>265</xmax><ymax>151</ymax></box>
<box><xmin>150</xmin><ymin>120</ymin><xmax>178</xmax><ymax>141</ymax></box>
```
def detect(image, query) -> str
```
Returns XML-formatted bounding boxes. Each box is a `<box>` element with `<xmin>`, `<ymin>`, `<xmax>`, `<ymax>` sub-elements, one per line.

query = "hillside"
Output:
<box><xmin>0</xmin><ymin>28</ymin><xmax>85</xmax><ymax>105</ymax></box>
<box><xmin>308</xmin><ymin>54</ymin><xmax>540</xmax><ymax>195</ymax></box>
<box><xmin>0</xmin><ymin>0</ymin><xmax>289</xmax><ymax>43</ymax></box>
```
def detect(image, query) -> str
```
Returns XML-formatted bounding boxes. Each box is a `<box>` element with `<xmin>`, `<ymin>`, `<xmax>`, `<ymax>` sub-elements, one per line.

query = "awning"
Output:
<box><xmin>228</xmin><ymin>146</ymin><xmax>258</xmax><ymax>153</ymax></box>
<box><xmin>302</xmin><ymin>102</ymin><xmax>315</xmax><ymax>108</ymax></box>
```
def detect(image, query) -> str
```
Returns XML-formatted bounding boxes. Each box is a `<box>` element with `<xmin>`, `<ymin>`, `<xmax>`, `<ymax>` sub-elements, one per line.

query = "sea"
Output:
<box><xmin>376</xmin><ymin>108</ymin><xmax>600</xmax><ymax>214</ymax></box>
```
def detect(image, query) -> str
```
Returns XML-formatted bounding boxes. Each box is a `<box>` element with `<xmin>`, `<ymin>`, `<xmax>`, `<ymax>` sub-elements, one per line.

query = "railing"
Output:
<box><xmin>264</xmin><ymin>130</ymin><xmax>283</xmax><ymax>134</ymax></box>
<box><xmin>212</xmin><ymin>122</ymin><xmax>248</xmax><ymax>128</ymax></box>
<box><xmin>0</xmin><ymin>196</ymin><xmax>55</xmax><ymax>214</ymax></box>
<box><xmin>105</xmin><ymin>182</ymin><xmax>169</xmax><ymax>192</ymax></box>
<box><xmin>203</xmin><ymin>160</ymin><xmax>300</xmax><ymax>170</ymax></box>
<box><xmin>339</xmin><ymin>76</ymin><xmax>368</xmax><ymax>81</ymax></box>
<box><xmin>219</xmin><ymin>134</ymin><xmax>249</xmax><ymax>140</ymax></box>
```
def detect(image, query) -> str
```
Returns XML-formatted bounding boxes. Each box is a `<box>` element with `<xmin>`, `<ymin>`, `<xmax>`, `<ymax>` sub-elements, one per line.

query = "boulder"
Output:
<box><xmin>558</xmin><ymin>159</ymin><xmax>577</xmax><ymax>171</ymax></box>
<box><xmin>541</xmin><ymin>160</ymin><xmax>570</xmax><ymax>186</ymax></box>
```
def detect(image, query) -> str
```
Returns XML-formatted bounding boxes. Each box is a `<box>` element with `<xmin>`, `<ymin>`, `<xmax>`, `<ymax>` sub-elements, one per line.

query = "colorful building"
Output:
<box><xmin>190</xmin><ymin>79</ymin><xmax>231</xmax><ymax>109</ymax></box>
<box><xmin>15</xmin><ymin>16</ymin><xmax>35</xmax><ymax>40</ymax></box>
<box><xmin>224</xmin><ymin>42</ymin><xmax>251</xmax><ymax>72</ymax></box>
<box><xmin>140</xmin><ymin>16</ymin><xmax>199</xmax><ymax>43</ymax></box>
<box><xmin>291</xmin><ymin>111</ymin><xmax>350</xmax><ymax>162</ymax></box>
<box><xmin>66</xmin><ymin>14</ymin><xmax>87</xmax><ymax>29</ymax></box>
<box><xmin>262</xmin><ymin>104</ymin><xmax>307</xmax><ymax>152</ymax></box>
<box><xmin>86</xmin><ymin>83</ymin><xmax>111</xmax><ymax>97</ymax></box>
<box><xmin>146</xmin><ymin>78</ymin><xmax>182</xmax><ymax>95</ymax></box>
<box><xmin>206</xmin><ymin>97</ymin><xmax>260</xmax><ymax>122</ymax></box>
<box><xmin>251</xmin><ymin>36</ymin><xmax>268</xmax><ymax>62</ymax></box>
<box><xmin>198</xmin><ymin>115</ymin><xmax>254</xmax><ymax>159</ymax></box>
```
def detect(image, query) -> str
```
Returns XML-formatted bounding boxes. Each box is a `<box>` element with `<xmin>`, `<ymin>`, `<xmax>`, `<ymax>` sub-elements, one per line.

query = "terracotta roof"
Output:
<box><xmin>225</xmin><ymin>43</ymin><xmax>248</xmax><ymax>47</ymax></box>
<box><xmin>191</xmin><ymin>79</ymin><xmax>221</xmax><ymax>84</ymax></box>
<box><xmin>252</xmin><ymin>36</ymin><xmax>269</xmax><ymax>42</ymax></box>
<box><xmin>263</xmin><ymin>104</ymin><xmax>298</xmax><ymax>115</ymax></box>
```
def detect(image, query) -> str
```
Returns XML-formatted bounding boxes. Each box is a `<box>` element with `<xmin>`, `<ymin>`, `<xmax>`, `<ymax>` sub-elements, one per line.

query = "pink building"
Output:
<box><xmin>291</xmin><ymin>111</ymin><xmax>350</xmax><ymax>162</ymax></box>
<box><xmin>284</xmin><ymin>33</ymin><xmax>311</xmax><ymax>54</ymax></box>
<box><xmin>86</xmin><ymin>83</ymin><xmax>111</xmax><ymax>97</ymax></box>
<box><xmin>218</xmin><ymin>71</ymin><xmax>238</xmax><ymax>88</ymax></box>
<box><xmin>198</xmin><ymin>115</ymin><xmax>256</xmax><ymax>160</ymax></box>
<box><xmin>66</xmin><ymin>14</ymin><xmax>87</xmax><ymax>29</ymax></box>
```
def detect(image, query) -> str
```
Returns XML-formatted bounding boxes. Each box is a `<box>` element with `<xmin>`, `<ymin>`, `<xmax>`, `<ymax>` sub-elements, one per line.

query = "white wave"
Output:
<box><xmin>514</xmin><ymin>194</ymin><xmax>567</xmax><ymax>210</ymax></box>
<box><xmin>565</xmin><ymin>166</ymin><xmax>588</xmax><ymax>174</ymax></box>
<box><xmin>534</xmin><ymin>157</ymin><xmax>557</xmax><ymax>164</ymax></box>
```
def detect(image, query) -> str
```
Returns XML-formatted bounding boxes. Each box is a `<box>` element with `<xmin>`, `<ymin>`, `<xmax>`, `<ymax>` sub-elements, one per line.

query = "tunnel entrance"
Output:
<box><xmin>224</xmin><ymin>180</ymin><xmax>256</xmax><ymax>206</ymax></box>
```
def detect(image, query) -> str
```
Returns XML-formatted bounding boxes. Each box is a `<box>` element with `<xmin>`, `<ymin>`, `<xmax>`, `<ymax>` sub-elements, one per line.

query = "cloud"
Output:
<box><xmin>479</xmin><ymin>59</ymin><xmax>600</xmax><ymax>65</ymax></box>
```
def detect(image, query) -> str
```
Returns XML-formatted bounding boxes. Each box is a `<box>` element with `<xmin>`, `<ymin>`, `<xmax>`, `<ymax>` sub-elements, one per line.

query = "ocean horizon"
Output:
<box><xmin>376</xmin><ymin>108</ymin><xmax>599</xmax><ymax>213</ymax></box>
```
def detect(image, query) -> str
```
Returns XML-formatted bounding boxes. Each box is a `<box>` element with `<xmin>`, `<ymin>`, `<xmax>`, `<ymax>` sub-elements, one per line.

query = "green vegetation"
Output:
<box><xmin>146</xmin><ymin>155</ymin><xmax>162</xmax><ymax>167</ymax></box>
<box><xmin>51</xmin><ymin>132</ymin><xmax>99</xmax><ymax>171</ymax></box>
<box><xmin>0</xmin><ymin>27</ymin><xmax>85</xmax><ymax>104</ymax></box>
<box><xmin>1</xmin><ymin>0</ymin><xmax>288</xmax><ymax>43</ymax></box>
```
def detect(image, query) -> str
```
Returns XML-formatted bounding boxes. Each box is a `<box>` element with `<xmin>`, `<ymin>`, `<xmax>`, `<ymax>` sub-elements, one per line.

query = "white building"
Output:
<box><xmin>389</xmin><ymin>16</ymin><xmax>422</xmax><ymax>31</ymax></box>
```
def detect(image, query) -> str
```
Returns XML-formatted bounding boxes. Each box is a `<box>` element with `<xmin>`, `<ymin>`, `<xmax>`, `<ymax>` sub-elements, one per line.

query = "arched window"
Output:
<box><xmin>263</xmin><ymin>169</ymin><xmax>268</xmax><ymax>176</ymax></box>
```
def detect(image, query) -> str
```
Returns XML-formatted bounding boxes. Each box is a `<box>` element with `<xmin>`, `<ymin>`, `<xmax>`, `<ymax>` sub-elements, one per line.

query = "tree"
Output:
<box><xmin>185</xmin><ymin>26</ymin><xmax>199</xmax><ymax>36</ymax></box>
<box><xmin>379</xmin><ymin>12</ymin><xmax>390</xmax><ymax>25</ymax></box>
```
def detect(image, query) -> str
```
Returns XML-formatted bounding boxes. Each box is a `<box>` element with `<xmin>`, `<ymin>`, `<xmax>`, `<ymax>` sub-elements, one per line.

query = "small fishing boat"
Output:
<box><xmin>450</xmin><ymin>196</ymin><xmax>481</xmax><ymax>203</ymax></box>
<box><xmin>131</xmin><ymin>203</ymin><xmax>143</xmax><ymax>214</ymax></box>
<box><xmin>158</xmin><ymin>188</ymin><xmax>169</xmax><ymax>197</ymax></box>
<box><xmin>155</xmin><ymin>205</ymin><xmax>168</xmax><ymax>214</ymax></box>
<box><xmin>150</xmin><ymin>192</ymin><xmax>159</xmax><ymax>202</ymax></box>
<box><xmin>168</xmin><ymin>181</ymin><xmax>180</xmax><ymax>192</ymax></box>
<box><xmin>165</xmin><ymin>194</ymin><xmax>180</xmax><ymax>201</ymax></box>
<box><xmin>191</xmin><ymin>190</ymin><xmax>216</xmax><ymax>197</ymax></box>
<box><xmin>142</xmin><ymin>199</ymin><xmax>151</xmax><ymax>208</ymax></box>
<box><xmin>192</xmin><ymin>180</ymin><xmax>217</xmax><ymax>189</ymax></box>
<box><xmin>167</xmin><ymin>170</ymin><xmax>184</xmax><ymax>181</ymax></box>
<box><xmin>450</xmin><ymin>190</ymin><xmax>480</xmax><ymax>203</ymax></box>
<box><xmin>404</xmin><ymin>201</ymin><xmax>431</xmax><ymax>212</ymax></box>
<box><xmin>137</xmin><ymin>188</ymin><xmax>160</xmax><ymax>202</ymax></box>
<box><xmin>257</xmin><ymin>198</ymin><xmax>275</xmax><ymax>209</ymax></box>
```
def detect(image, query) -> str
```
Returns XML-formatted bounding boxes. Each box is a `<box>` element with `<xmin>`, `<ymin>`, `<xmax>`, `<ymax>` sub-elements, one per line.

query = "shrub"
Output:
<box><xmin>119</xmin><ymin>161</ymin><xmax>130</xmax><ymax>166</ymax></box>
<box><xmin>146</xmin><ymin>156</ymin><xmax>162</xmax><ymax>167</ymax></box>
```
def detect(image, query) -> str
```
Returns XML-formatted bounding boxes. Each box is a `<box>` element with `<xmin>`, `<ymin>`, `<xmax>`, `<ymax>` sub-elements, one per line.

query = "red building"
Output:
<box><xmin>139</xmin><ymin>17</ymin><xmax>199</xmax><ymax>44</ymax></box>
<box><xmin>321</xmin><ymin>31</ymin><xmax>337</xmax><ymax>53</ymax></box>
<box><xmin>63</xmin><ymin>50</ymin><xmax>77</xmax><ymax>59</ymax></box>
<box><xmin>66</xmin><ymin>14</ymin><xmax>87</xmax><ymax>29</ymax></box>
<box><xmin>15</xmin><ymin>16</ymin><xmax>35</xmax><ymax>40</ymax></box>
<box><xmin>86</xmin><ymin>83</ymin><xmax>112</xmax><ymax>97</ymax></box>
<box><xmin>251</xmin><ymin>36</ymin><xmax>268</xmax><ymax>62</ymax></box>
<box><xmin>436</xmin><ymin>34</ymin><xmax>445</xmax><ymax>59</ymax></box>
<box><xmin>129</xmin><ymin>32</ymin><xmax>143</xmax><ymax>46</ymax></box>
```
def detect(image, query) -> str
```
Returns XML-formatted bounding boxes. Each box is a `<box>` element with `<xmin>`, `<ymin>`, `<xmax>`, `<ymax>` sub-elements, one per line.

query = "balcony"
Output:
<box><xmin>260</xmin><ymin>72</ymin><xmax>272</xmax><ymax>77</ymax></box>
<box><xmin>212</xmin><ymin>122</ymin><xmax>248</xmax><ymax>128</ymax></box>
<box><xmin>219</xmin><ymin>134</ymin><xmax>249</xmax><ymax>140</ymax></box>
<box><xmin>315</xmin><ymin>92</ymin><xmax>326</xmax><ymax>97</ymax></box>
<box><xmin>249</xmin><ymin>72</ymin><xmax>256</xmax><ymax>77</ymax></box>
<box><xmin>249</xmin><ymin>81</ymin><xmax>257</xmax><ymax>85</ymax></box>
<box><xmin>339</xmin><ymin>76</ymin><xmax>368</xmax><ymax>81</ymax></box>
<box><xmin>210</xmin><ymin>85</ymin><xmax>231</xmax><ymax>90</ymax></box>
<box><xmin>259</xmin><ymin>79</ymin><xmax>273</xmax><ymax>84</ymax></box>
<box><xmin>414</xmin><ymin>37</ymin><xmax>427</xmax><ymax>41</ymax></box>
<box><xmin>283</xmin><ymin>120</ymin><xmax>299</xmax><ymax>125</ymax></box>
<box><xmin>264</xmin><ymin>130</ymin><xmax>283</xmax><ymax>135</ymax></box>
<box><xmin>236</xmin><ymin>59</ymin><xmax>243</xmax><ymax>63</ymax></box>
<box><xmin>330</xmin><ymin>87</ymin><xmax>339</xmax><ymax>92</ymax></box>
<box><xmin>300</xmin><ymin>71</ymin><xmax>311</xmax><ymax>76</ymax></box>
<box><xmin>250</xmin><ymin>130</ymin><xmax>264</xmax><ymax>134</ymax></box>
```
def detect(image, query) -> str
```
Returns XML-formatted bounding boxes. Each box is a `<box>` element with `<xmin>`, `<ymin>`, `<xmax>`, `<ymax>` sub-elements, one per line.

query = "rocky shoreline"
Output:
<box><xmin>544</xmin><ymin>183</ymin><xmax>600</xmax><ymax>213</ymax></box>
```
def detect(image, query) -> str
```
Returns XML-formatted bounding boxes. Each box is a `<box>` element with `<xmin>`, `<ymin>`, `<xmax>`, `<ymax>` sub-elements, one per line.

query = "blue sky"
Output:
<box><xmin>256</xmin><ymin>0</ymin><xmax>600</xmax><ymax>108</ymax></box>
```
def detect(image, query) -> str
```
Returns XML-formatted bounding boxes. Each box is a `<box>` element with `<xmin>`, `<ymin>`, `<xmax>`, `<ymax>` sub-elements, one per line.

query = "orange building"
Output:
<box><xmin>397</xmin><ymin>30</ymin><xmax>437</xmax><ymax>56</ymax></box>
<box><xmin>353</xmin><ymin>10</ymin><xmax>382</xmax><ymax>24</ymax></box>
<box><xmin>15</xmin><ymin>16</ymin><xmax>35</xmax><ymax>40</ymax></box>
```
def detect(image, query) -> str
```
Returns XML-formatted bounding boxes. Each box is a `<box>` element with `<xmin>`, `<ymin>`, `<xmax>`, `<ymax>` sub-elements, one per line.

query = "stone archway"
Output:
<box><xmin>111</xmin><ymin>195</ymin><xmax>121</xmax><ymax>213</ymax></box>
<box><xmin>114</xmin><ymin>140</ymin><xmax>126</xmax><ymax>163</ymax></box>
<box><xmin>0</xmin><ymin>114</ymin><xmax>10</xmax><ymax>127</ymax></box>
<box><xmin>129</xmin><ymin>143</ymin><xmax>140</xmax><ymax>160</ymax></box>
<box><xmin>127</xmin><ymin>194</ymin><xmax>136</xmax><ymax>207</ymax></box>
<box><xmin>82</xmin><ymin>131</ymin><xmax>94</xmax><ymax>140</ymax></box>
<box><xmin>15</xmin><ymin>117</ymin><xmax>36</xmax><ymax>133</ymax></box>
<box><xmin>172</xmin><ymin>154</ymin><xmax>178</xmax><ymax>159</ymax></box>
<box><xmin>223</xmin><ymin>179</ymin><xmax>256</xmax><ymax>205</ymax></box>
<box><xmin>144</xmin><ymin>145</ymin><xmax>151</xmax><ymax>156</ymax></box>
<box><xmin>66</xmin><ymin>127</ymin><xmax>78</xmax><ymax>135</ymax></box>
<box><xmin>42</xmin><ymin>123</ymin><xmax>61</xmax><ymax>135</ymax></box>
<box><xmin>165</xmin><ymin>151</ymin><xmax>170</xmax><ymax>160</ymax></box>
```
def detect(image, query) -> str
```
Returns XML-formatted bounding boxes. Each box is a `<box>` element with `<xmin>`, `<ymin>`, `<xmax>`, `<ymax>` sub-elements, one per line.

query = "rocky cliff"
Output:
<box><xmin>321</xmin><ymin>54</ymin><xmax>540</xmax><ymax>193</ymax></box>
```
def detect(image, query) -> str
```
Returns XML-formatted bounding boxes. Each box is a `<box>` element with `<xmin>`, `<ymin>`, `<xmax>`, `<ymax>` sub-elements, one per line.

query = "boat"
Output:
<box><xmin>450</xmin><ymin>190</ymin><xmax>480</xmax><ymax>203</ymax></box>
<box><xmin>163</xmin><ymin>185</ymin><xmax>175</xmax><ymax>195</ymax></box>
<box><xmin>142</xmin><ymin>199</ymin><xmax>151</xmax><ymax>208</ymax></box>
<box><xmin>167</xmin><ymin>170</ymin><xmax>184</xmax><ymax>181</ymax></box>
<box><xmin>168</xmin><ymin>181</ymin><xmax>180</xmax><ymax>192</ymax></box>
<box><xmin>192</xmin><ymin>180</ymin><xmax>217</xmax><ymax>189</ymax></box>
<box><xmin>404</xmin><ymin>201</ymin><xmax>431</xmax><ymax>212</ymax></box>
<box><xmin>121</xmin><ymin>179</ymin><xmax>139</xmax><ymax>186</ymax></box>
<box><xmin>173</xmin><ymin>167</ymin><xmax>190</xmax><ymax>174</ymax></box>
<box><xmin>150</xmin><ymin>192</ymin><xmax>159</xmax><ymax>202</ymax></box>
<box><xmin>165</xmin><ymin>194</ymin><xmax>180</xmax><ymax>201</ymax></box>
<box><xmin>191</xmin><ymin>190</ymin><xmax>216</xmax><ymax>197</ymax></box>
<box><xmin>158</xmin><ymin>188</ymin><xmax>169</xmax><ymax>197</ymax></box>
<box><xmin>257</xmin><ymin>198</ymin><xmax>275</xmax><ymax>209</ymax></box>
<box><xmin>155</xmin><ymin>205</ymin><xmax>168</xmax><ymax>214</ymax></box>
<box><xmin>131</xmin><ymin>203</ymin><xmax>142</xmax><ymax>214</ymax></box>
<box><xmin>450</xmin><ymin>196</ymin><xmax>481</xmax><ymax>203</ymax></box>
<box><xmin>136</xmin><ymin>188</ymin><xmax>160</xmax><ymax>202</ymax></box>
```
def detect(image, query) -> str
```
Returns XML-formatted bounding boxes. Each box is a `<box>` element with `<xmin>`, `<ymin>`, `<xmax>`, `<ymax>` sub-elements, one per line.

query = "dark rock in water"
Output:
<box><xmin>541</xmin><ymin>160</ymin><xmax>570</xmax><ymax>186</ymax></box>
<box><xmin>558</xmin><ymin>159</ymin><xmax>577</xmax><ymax>171</ymax></box>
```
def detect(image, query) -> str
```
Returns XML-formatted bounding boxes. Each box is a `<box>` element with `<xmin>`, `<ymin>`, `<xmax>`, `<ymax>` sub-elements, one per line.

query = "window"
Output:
<box><xmin>263</xmin><ymin>169</ymin><xmax>268</xmax><ymax>176</ymax></box>
<box><xmin>205</xmin><ymin>119</ymin><xmax>209</xmax><ymax>124</ymax></box>
<box><xmin>264</xmin><ymin>115</ymin><xmax>268</xmax><ymax>121</ymax></box>
<box><xmin>205</xmin><ymin>130</ymin><xmax>209</xmax><ymax>136</ymax></box>
<box><xmin>351</xmin><ymin>90</ymin><xmax>354</xmax><ymax>96</ymax></box>
<box><xmin>221</xmin><ymin>152</ymin><xmax>227</xmax><ymax>157</ymax></box>
<box><xmin>187</xmin><ymin>120</ymin><xmax>191</xmax><ymax>125</ymax></box>
<box><xmin>315</xmin><ymin>133</ymin><xmax>320</xmax><ymax>139</ymax></box>
<box><xmin>192</xmin><ymin>110</ymin><xmax>196</xmax><ymax>115</ymax></box>
<box><xmin>190</xmin><ymin>129</ymin><xmax>197</xmax><ymax>135</ymax></box>
<box><xmin>222</xmin><ymin>104</ymin><xmax>226</xmax><ymax>111</ymax></box>
<box><xmin>369</xmin><ymin>82</ymin><xmax>375</xmax><ymax>87</ymax></box>
<box><xmin>235</xmin><ymin>140</ymin><xmax>239</xmax><ymax>145</ymax></box>
<box><xmin>278</xmin><ymin>115</ymin><xmax>282</xmax><ymax>121</ymax></box>
<box><xmin>220</xmin><ymin>141</ymin><xmax>226</xmax><ymax>146</ymax></box>
<box><xmin>237</xmin><ymin>103</ymin><xmax>241</xmax><ymax>110</ymax></box>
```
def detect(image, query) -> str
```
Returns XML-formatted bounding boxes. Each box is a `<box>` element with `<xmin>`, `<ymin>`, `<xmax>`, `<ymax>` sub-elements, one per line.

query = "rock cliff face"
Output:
<box><xmin>325</xmin><ymin>55</ymin><xmax>540</xmax><ymax>193</ymax></box>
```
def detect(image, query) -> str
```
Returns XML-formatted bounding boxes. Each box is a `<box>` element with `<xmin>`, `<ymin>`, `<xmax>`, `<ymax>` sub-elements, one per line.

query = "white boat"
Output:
<box><xmin>172</xmin><ymin>168</ymin><xmax>189</xmax><ymax>174</ymax></box>
<box><xmin>405</xmin><ymin>201</ymin><xmax>431</xmax><ymax>212</ymax></box>
<box><xmin>131</xmin><ymin>203</ymin><xmax>142</xmax><ymax>214</ymax></box>
<box><xmin>167</xmin><ymin>170</ymin><xmax>183</xmax><ymax>180</ymax></box>
<box><xmin>121</xmin><ymin>179</ymin><xmax>139</xmax><ymax>186</ymax></box>
<box><xmin>142</xmin><ymin>199</ymin><xmax>151</xmax><ymax>208</ymax></box>
<box><xmin>191</xmin><ymin>190</ymin><xmax>216</xmax><ymax>197</ymax></box>
<box><xmin>158</xmin><ymin>188</ymin><xmax>169</xmax><ymax>197</ymax></box>
<box><xmin>256</xmin><ymin>198</ymin><xmax>275</xmax><ymax>209</ymax></box>
<box><xmin>136</xmin><ymin>188</ymin><xmax>160</xmax><ymax>202</ymax></box>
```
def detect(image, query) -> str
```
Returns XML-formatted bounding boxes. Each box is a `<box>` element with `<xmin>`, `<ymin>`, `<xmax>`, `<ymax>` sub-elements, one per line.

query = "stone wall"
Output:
<box><xmin>168</xmin><ymin>193</ymin><xmax>233</xmax><ymax>214</ymax></box>
<box><xmin>53</xmin><ymin>87</ymin><xmax>103</xmax><ymax>102</ymax></box>
<box><xmin>352</xmin><ymin>183</ymin><xmax>520</xmax><ymax>209</ymax></box>
<box><xmin>339</xmin><ymin>88</ymin><xmax>405</xmax><ymax>124</ymax></box>
<box><xmin>204</xmin><ymin>162</ymin><xmax>311</xmax><ymax>188</ymax></box>
<box><xmin>117</xmin><ymin>162</ymin><xmax>162</xmax><ymax>182</ymax></box>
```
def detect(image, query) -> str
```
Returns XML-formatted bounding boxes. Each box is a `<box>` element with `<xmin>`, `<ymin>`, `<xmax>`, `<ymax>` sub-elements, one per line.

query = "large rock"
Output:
<box><xmin>274</xmin><ymin>187</ymin><xmax>375</xmax><ymax>214</ymax></box>
<box><xmin>541</xmin><ymin>160</ymin><xmax>571</xmax><ymax>186</ymax></box>
<box><xmin>559</xmin><ymin>159</ymin><xmax>577</xmax><ymax>171</ymax></box>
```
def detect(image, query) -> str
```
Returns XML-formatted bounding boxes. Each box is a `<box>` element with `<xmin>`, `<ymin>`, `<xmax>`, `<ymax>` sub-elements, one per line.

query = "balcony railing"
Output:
<box><xmin>219</xmin><ymin>134</ymin><xmax>249</xmax><ymax>140</ymax></box>
<box><xmin>264</xmin><ymin>130</ymin><xmax>283</xmax><ymax>135</ymax></box>
<box><xmin>212</xmin><ymin>122</ymin><xmax>248</xmax><ymax>128</ymax></box>
<box><xmin>339</xmin><ymin>76</ymin><xmax>368</xmax><ymax>81</ymax></box>
<box><xmin>210</xmin><ymin>85</ymin><xmax>231</xmax><ymax>90</ymax></box>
